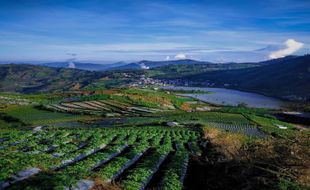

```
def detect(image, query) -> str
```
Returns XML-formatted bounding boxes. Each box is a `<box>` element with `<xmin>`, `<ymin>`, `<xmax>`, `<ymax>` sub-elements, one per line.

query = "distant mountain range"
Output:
<box><xmin>2</xmin><ymin>56</ymin><xmax>293</xmax><ymax>72</ymax></box>
<box><xmin>114</xmin><ymin>59</ymin><xmax>211</xmax><ymax>70</ymax></box>
<box><xmin>0</xmin><ymin>55</ymin><xmax>309</xmax><ymax>102</ymax></box>
<box><xmin>36</xmin><ymin>56</ymin><xmax>303</xmax><ymax>71</ymax></box>
<box><xmin>1</xmin><ymin>59</ymin><xmax>212</xmax><ymax>71</ymax></box>
<box><xmin>36</xmin><ymin>59</ymin><xmax>211</xmax><ymax>71</ymax></box>
<box><xmin>39</xmin><ymin>61</ymin><xmax>128</xmax><ymax>71</ymax></box>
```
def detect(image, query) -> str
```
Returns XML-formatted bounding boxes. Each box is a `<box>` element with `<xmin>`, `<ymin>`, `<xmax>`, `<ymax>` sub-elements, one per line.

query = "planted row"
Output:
<box><xmin>160</xmin><ymin>145</ymin><xmax>189</xmax><ymax>190</ymax></box>
<box><xmin>121</xmin><ymin>141</ymin><xmax>173</xmax><ymax>190</ymax></box>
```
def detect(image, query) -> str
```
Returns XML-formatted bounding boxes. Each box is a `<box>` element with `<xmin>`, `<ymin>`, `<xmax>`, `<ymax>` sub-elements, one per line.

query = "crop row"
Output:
<box><xmin>0</xmin><ymin>127</ymin><xmax>201</xmax><ymax>190</ymax></box>
<box><xmin>207</xmin><ymin>122</ymin><xmax>266</xmax><ymax>137</ymax></box>
<box><xmin>121</xmin><ymin>141</ymin><xmax>173</xmax><ymax>190</ymax></box>
<box><xmin>45</xmin><ymin>99</ymin><xmax>162</xmax><ymax>117</ymax></box>
<box><xmin>160</xmin><ymin>145</ymin><xmax>189</xmax><ymax>190</ymax></box>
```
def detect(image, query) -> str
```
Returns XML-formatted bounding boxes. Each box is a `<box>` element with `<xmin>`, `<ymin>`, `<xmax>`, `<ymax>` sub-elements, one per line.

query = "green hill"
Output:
<box><xmin>0</xmin><ymin>64</ymin><xmax>103</xmax><ymax>93</ymax></box>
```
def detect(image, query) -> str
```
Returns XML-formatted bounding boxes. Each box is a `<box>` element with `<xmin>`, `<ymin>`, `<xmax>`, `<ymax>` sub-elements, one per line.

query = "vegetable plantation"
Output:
<box><xmin>0</xmin><ymin>126</ymin><xmax>202</xmax><ymax>190</ymax></box>
<box><xmin>206</xmin><ymin>122</ymin><xmax>266</xmax><ymax>137</ymax></box>
<box><xmin>45</xmin><ymin>99</ymin><xmax>164</xmax><ymax>117</ymax></box>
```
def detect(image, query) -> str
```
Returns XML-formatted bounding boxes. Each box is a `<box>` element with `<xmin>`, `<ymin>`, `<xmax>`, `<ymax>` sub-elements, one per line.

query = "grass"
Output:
<box><xmin>0</xmin><ymin>119</ymin><xmax>24</xmax><ymax>129</ymax></box>
<box><xmin>117</xmin><ymin>111</ymin><xmax>251</xmax><ymax>128</ymax></box>
<box><xmin>244</xmin><ymin>114</ymin><xmax>297</xmax><ymax>138</ymax></box>
<box><xmin>0</xmin><ymin>112</ymin><xmax>26</xmax><ymax>129</ymax></box>
<box><xmin>123</xmin><ymin>88</ymin><xmax>196</xmax><ymax>109</ymax></box>
<box><xmin>201</xmin><ymin>126</ymin><xmax>309</xmax><ymax>189</ymax></box>
<box><xmin>219</xmin><ymin>106</ymin><xmax>273</xmax><ymax>117</ymax></box>
<box><xmin>203</xmin><ymin>125</ymin><xmax>254</xmax><ymax>158</ymax></box>
<box><xmin>0</xmin><ymin>92</ymin><xmax>65</xmax><ymax>104</ymax></box>
<box><xmin>2</xmin><ymin>105</ymin><xmax>92</xmax><ymax>125</ymax></box>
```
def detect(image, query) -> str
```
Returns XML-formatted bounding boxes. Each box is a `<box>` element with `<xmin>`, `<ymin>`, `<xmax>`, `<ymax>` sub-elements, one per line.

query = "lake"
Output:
<box><xmin>162</xmin><ymin>86</ymin><xmax>284</xmax><ymax>109</ymax></box>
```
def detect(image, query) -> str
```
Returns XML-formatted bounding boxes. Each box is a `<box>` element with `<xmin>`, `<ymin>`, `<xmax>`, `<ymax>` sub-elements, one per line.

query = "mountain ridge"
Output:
<box><xmin>0</xmin><ymin>55</ymin><xmax>309</xmax><ymax>102</ymax></box>
<box><xmin>166</xmin><ymin>55</ymin><xmax>310</xmax><ymax>101</ymax></box>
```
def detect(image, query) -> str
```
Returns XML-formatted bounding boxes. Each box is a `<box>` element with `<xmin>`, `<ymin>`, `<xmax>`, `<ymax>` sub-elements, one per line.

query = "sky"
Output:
<box><xmin>0</xmin><ymin>0</ymin><xmax>309</xmax><ymax>63</ymax></box>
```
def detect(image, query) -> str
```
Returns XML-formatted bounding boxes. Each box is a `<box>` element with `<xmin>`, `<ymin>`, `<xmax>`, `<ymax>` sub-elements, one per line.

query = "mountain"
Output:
<box><xmin>148</xmin><ymin>62</ymin><xmax>259</xmax><ymax>78</ymax></box>
<box><xmin>40</xmin><ymin>61</ymin><xmax>127</xmax><ymax>71</ymax></box>
<box><xmin>167</xmin><ymin>55</ymin><xmax>310</xmax><ymax>101</ymax></box>
<box><xmin>0</xmin><ymin>64</ymin><xmax>103</xmax><ymax>93</ymax></box>
<box><xmin>259</xmin><ymin>55</ymin><xmax>299</xmax><ymax>65</ymax></box>
<box><xmin>113</xmin><ymin>59</ymin><xmax>210</xmax><ymax>70</ymax></box>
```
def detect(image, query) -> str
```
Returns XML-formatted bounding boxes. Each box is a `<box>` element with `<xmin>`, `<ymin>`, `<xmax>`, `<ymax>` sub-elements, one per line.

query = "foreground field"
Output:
<box><xmin>0</xmin><ymin>127</ymin><xmax>201</xmax><ymax>190</ymax></box>
<box><xmin>0</xmin><ymin>88</ymin><xmax>309</xmax><ymax>190</ymax></box>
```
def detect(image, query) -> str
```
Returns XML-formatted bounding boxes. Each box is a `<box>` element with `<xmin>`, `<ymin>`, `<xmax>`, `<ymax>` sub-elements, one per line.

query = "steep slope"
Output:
<box><xmin>178</xmin><ymin>55</ymin><xmax>310</xmax><ymax>101</ymax></box>
<box><xmin>0</xmin><ymin>64</ymin><xmax>103</xmax><ymax>93</ymax></box>
<box><xmin>258</xmin><ymin>55</ymin><xmax>299</xmax><ymax>65</ymax></box>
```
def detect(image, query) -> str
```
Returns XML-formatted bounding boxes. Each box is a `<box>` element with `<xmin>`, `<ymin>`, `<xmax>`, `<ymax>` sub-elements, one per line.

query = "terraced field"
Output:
<box><xmin>0</xmin><ymin>126</ymin><xmax>202</xmax><ymax>190</ymax></box>
<box><xmin>45</xmin><ymin>99</ymin><xmax>164</xmax><ymax>117</ymax></box>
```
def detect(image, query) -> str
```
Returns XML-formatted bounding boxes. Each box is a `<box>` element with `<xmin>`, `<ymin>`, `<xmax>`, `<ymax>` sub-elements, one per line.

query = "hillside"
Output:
<box><xmin>168</xmin><ymin>55</ymin><xmax>310</xmax><ymax>101</ymax></box>
<box><xmin>147</xmin><ymin>62</ymin><xmax>259</xmax><ymax>78</ymax></box>
<box><xmin>113</xmin><ymin>59</ymin><xmax>210</xmax><ymax>70</ymax></box>
<box><xmin>1</xmin><ymin>56</ymin><xmax>309</xmax><ymax>101</ymax></box>
<box><xmin>0</xmin><ymin>64</ymin><xmax>103</xmax><ymax>93</ymax></box>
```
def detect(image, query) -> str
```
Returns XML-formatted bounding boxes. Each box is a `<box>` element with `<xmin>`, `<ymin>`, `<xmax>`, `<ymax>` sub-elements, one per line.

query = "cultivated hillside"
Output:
<box><xmin>0</xmin><ymin>64</ymin><xmax>103</xmax><ymax>93</ymax></box>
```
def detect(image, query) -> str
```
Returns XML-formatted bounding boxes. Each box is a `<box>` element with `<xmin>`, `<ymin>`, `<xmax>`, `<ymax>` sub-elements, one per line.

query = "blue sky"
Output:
<box><xmin>0</xmin><ymin>0</ymin><xmax>309</xmax><ymax>63</ymax></box>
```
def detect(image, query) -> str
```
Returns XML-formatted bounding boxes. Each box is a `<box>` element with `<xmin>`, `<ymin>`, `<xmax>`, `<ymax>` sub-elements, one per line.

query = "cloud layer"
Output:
<box><xmin>269</xmin><ymin>39</ymin><xmax>304</xmax><ymax>59</ymax></box>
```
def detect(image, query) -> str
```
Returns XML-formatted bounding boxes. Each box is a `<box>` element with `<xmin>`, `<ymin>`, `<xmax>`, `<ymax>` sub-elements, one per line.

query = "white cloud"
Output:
<box><xmin>174</xmin><ymin>53</ymin><xmax>187</xmax><ymax>60</ymax></box>
<box><xmin>165</xmin><ymin>56</ymin><xmax>170</xmax><ymax>60</ymax></box>
<box><xmin>269</xmin><ymin>39</ymin><xmax>304</xmax><ymax>59</ymax></box>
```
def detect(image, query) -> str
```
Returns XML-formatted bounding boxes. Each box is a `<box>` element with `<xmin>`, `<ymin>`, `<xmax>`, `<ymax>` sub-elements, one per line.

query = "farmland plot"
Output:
<box><xmin>1</xmin><ymin>127</ymin><xmax>202</xmax><ymax>190</ymax></box>
<box><xmin>206</xmin><ymin>122</ymin><xmax>266</xmax><ymax>137</ymax></box>
<box><xmin>45</xmin><ymin>99</ymin><xmax>164</xmax><ymax>117</ymax></box>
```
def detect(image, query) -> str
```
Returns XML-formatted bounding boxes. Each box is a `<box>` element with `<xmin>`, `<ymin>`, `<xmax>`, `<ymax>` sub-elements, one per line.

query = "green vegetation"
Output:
<box><xmin>123</xmin><ymin>111</ymin><xmax>251</xmax><ymax>126</ymax></box>
<box><xmin>146</xmin><ymin>62</ymin><xmax>259</xmax><ymax>79</ymax></box>
<box><xmin>219</xmin><ymin>106</ymin><xmax>273</xmax><ymax>117</ymax></box>
<box><xmin>0</xmin><ymin>64</ymin><xmax>103</xmax><ymax>93</ymax></box>
<box><xmin>245</xmin><ymin>114</ymin><xmax>297</xmax><ymax>138</ymax></box>
<box><xmin>1</xmin><ymin>105</ymin><xmax>91</xmax><ymax>125</ymax></box>
<box><xmin>160</xmin><ymin>145</ymin><xmax>189</xmax><ymax>190</ymax></box>
<box><xmin>0</xmin><ymin>112</ymin><xmax>26</xmax><ymax>129</ymax></box>
<box><xmin>2</xmin><ymin>127</ymin><xmax>201</xmax><ymax>190</ymax></box>
<box><xmin>0</xmin><ymin>87</ymin><xmax>308</xmax><ymax>190</ymax></box>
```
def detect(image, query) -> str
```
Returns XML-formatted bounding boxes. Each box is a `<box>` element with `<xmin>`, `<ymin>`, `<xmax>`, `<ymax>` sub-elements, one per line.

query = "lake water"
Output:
<box><xmin>162</xmin><ymin>86</ymin><xmax>284</xmax><ymax>109</ymax></box>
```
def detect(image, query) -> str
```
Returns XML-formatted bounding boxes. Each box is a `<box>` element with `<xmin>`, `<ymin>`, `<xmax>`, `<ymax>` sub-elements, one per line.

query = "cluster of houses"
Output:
<box><xmin>128</xmin><ymin>74</ymin><xmax>222</xmax><ymax>89</ymax></box>
<box><xmin>128</xmin><ymin>75</ymin><xmax>165</xmax><ymax>88</ymax></box>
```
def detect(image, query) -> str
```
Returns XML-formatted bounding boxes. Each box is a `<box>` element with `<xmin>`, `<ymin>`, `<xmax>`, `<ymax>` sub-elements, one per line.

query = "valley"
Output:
<box><xmin>0</xmin><ymin>85</ymin><xmax>309</xmax><ymax>190</ymax></box>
